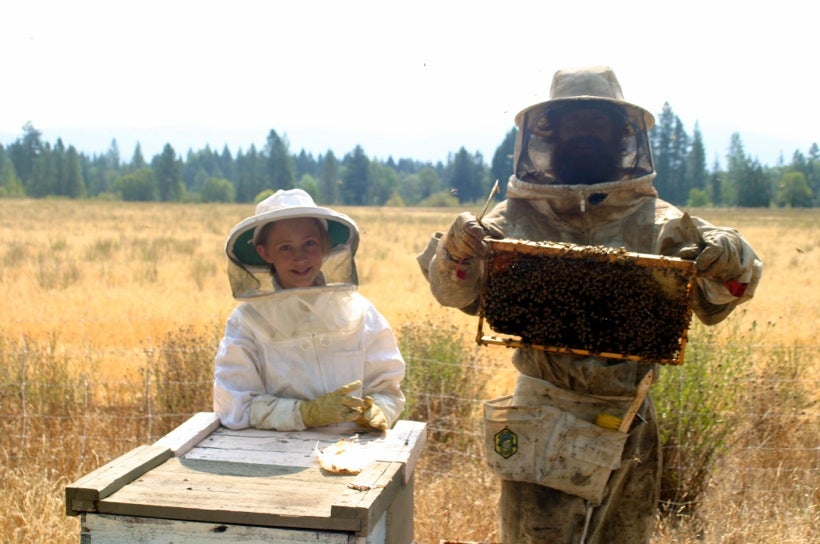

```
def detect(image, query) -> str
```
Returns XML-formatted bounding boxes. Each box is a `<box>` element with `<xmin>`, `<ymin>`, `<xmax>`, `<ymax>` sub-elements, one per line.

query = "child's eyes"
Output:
<box><xmin>277</xmin><ymin>240</ymin><xmax>318</xmax><ymax>253</ymax></box>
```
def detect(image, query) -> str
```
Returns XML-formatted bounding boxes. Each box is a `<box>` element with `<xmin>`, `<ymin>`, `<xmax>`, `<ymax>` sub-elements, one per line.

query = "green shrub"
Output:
<box><xmin>397</xmin><ymin>319</ymin><xmax>488</xmax><ymax>450</ymax></box>
<box><xmin>654</xmin><ymin>317</ymin><xmax>762</xmax><ymax>516</ymax></box>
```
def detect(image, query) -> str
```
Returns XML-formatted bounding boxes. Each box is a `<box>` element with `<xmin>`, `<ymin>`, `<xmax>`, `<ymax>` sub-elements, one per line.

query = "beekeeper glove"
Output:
<box><xmin>355</xmin><ymin>396</ymin><xmax>389</xmax><ymax>431</ymax></box>
<box><xmin>695</xmin><ymin>229</ymin><xmax>745</xmax><ymax>281</ymax></box>
<box><xmin>440</xmin><ymin>212</ymin><xmax>488</xmax><ymax>262</ymax></box>
<box><xmin>299</xmin><ymin>381</ymin><xmax>367</xmax><ymax>428</ymax></box>
<box><xmin>440</xmin><ymin>212</ymin><xmax>504</xmax><ymax>262</ymax></box>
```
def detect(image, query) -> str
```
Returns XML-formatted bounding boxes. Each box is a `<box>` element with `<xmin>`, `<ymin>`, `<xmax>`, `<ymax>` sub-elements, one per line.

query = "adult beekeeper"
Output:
<box><xmin>417</xmin><ymin>65</ymin><xmax>762</xmax><ymax>543</ymax></box>
<box><xmin>214</xmin><ymin>189</ymin><xmax>405</xmax><ymax>432</ymax></box>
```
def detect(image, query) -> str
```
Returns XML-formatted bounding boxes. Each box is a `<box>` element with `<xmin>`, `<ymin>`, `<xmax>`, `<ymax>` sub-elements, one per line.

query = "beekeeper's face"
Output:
<box><xmin>256</xmin><ymin>217</ymin><xmax>326</xmax><ymax>289</ymax></box>
<box><xmin>549</xmin><ymin>105</ymin><xmax>626</xmax><ymax>185</ymax></box>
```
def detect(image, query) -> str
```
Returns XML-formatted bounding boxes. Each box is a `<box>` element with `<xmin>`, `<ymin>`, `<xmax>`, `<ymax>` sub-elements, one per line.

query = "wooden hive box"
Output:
<box><xmin>477</xmin><ymin>239</ymin><xmax>697</xmax><ymax>365</ymax></box>
<box><xmin>66</xmin><ymin>413</ymin><xmax>426</xmax><ymax>543</ymax></box>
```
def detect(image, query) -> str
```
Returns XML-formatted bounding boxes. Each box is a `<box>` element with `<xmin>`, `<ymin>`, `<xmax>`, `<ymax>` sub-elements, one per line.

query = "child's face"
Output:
<box><xmin>255</xmin><ymin>217</ymin><xmax>325</xmax><ymax>289</ymax></box>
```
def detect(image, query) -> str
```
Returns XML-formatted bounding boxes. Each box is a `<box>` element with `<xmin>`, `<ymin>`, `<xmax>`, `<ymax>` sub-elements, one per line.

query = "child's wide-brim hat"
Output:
<box><xmin>226</xmin><ymin>189</ymin><xmax>359</xmax><ymax>270</ymax></box>
<box><xmin>514</xmin><ymin>65</ymin><xmax>655</xmax><ymax>131</ymax></box>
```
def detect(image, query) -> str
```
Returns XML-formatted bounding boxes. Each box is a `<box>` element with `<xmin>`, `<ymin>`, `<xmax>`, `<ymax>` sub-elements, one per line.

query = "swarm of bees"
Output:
<box><xmin>479</xmin><ymin>240</ymin><xmax>697</xmax><ymax>365</ymax></box>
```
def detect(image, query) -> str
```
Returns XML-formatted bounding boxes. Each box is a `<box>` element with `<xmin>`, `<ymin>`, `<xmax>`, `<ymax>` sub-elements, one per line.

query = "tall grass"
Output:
<box><xmin>0</xmin><ymin>305</ymin><xmax>816</xmax><ymax>543</ymax></box>
<box><xmin>141</xmin><ymin>325</ymin><xmax>218</xmax><ymax>430</ymax></box>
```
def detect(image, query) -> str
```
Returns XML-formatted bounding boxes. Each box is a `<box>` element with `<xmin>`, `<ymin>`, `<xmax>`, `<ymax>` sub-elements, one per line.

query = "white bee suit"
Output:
<box><xmin>214</xmin><ymin>285</ymin><xmax>406</xmax><ymax>431</ymax></box>
<box><xmin>214</xmin><ymin>189</ymin><xmax>405</xmax><ymax>432</ymax></box>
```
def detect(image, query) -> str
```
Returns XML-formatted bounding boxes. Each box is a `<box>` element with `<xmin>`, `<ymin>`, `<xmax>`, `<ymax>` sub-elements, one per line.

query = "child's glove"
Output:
<box><xmin>299</xmin><ymin>381</ymin><xmax>366</xmax><ymax>428</ymax></box>
<box><xmin>355</xmin><ymin>396</ymin><xmax>389</xmax><ymax>431</ymax></box>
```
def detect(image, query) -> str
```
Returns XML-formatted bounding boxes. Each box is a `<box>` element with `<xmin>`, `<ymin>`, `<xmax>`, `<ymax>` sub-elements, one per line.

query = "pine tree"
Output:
<box><xmin>729</xmin><ymin>134</ymin><xmax>771</xmax><ymax>207</ymax></box>
<box><xmin>218</xmin><ymin>145</ymin><xmax>235</xmax><ymax>181</ymax></box>
<box><xmin>0</xmin><ymin>145</ymin><xmax>24</xmax><ymax>196</ymax></box>
<box><xmin>669</xmin><ymin>118</ymin><xmax>690</xmax><ymax>204</ymax></box>
<box><xmin>687</xmin><ymin>124</ymin><xmax>707</xmax><ymax>194</ymax></box>
<box><xmin>9</xmin><ymin>121</ymin><xmax>44</xmax><ymax>188</ymax></box>
<box><xmin>153</xmin><ymin>143</ymin><xmax>183</xmax><ymax>201</ymax></box>
<box><xmin>341</xmin><ymin>145</ymin><xmax>369</xmax><ymax>205</ymax></box>
<box><xmin>318</xmin><ymin>151</ymin><xmax>339</xmax><ymax>205</ymax></box>
<box><xmin>53</xmin><ymin>138</ymin><xmax>67</xmax><ymax>196</ymax></box>
<box><xmin>295</xmin><ymin>149</ymin><xmax>317</xmax><ymax>179</ymax></box>
<box><xmin>808</xmin><ymin>143</ymin><xmax>820</xmax><ymax>205</ymax></box>
<box><xmin>491</xmin><ymin>128</ymin><xmax>516</xmax><ymax>198</ymax></box>
<box><xmin>650</xmin><ymin>103</ymin><xmax>675</xmax><ymax>200</ymax></box>
<box><xmin>28</xmin><ymin>143</ymin><xmax>57</xmax><ymax>197</ymax></box>
<box><xmin>264</xmin><ymin>129</ymin><xmax>295</xmax><ymax>190</ymax></box>
<box><xmin>106</xmin><ymin>139</ymin><xmax>120</xmax><ymax>170</ymax></box>
<box><xmin>65</xmin><ymin>146</ymin><xmax>86</xmax><ymax>198</ymax></box>
<box><xmin>130</xmin><ymin>143</ymin><xmax>146</xmax><ymax>171</ymax></box>
<box><xmin>727</xmin><ymin>133</ymin><xmax>750</xmax><ymax>206</ymax></box>
<box><xmin>235</xmin><ymin>145</ymin><xmax>265</xmax><ymax>202</ymax></box>
<box><xmin>447</xmin><ymin>147</ymin><xmax>485</xmax><ymax>203</ymax></box>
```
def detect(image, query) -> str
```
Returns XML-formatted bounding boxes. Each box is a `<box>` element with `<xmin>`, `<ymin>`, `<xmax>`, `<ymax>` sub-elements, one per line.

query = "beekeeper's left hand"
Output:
<box><xmin>695</xmin><ymin>229</ymin><xmax>744</xmax><ymax>281</ymax></box>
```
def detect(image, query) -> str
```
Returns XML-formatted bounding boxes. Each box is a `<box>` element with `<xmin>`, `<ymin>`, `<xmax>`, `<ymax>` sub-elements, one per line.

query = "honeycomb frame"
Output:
<box><xmin>477</xmin><ymin>239</ymin><xmax>698</xmax><ymax>365</ymax></box>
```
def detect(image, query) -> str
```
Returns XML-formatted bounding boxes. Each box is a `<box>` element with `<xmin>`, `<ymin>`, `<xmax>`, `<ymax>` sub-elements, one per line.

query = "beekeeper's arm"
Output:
<box><xmin>657</xmin><ymin>213</ymin><xmax>763</xmax><ymax>325</ymax></box>
<box><xmin>417</xmin><ymin>211</ymin><xmax>499</xmax><ymax>314</ymax></box>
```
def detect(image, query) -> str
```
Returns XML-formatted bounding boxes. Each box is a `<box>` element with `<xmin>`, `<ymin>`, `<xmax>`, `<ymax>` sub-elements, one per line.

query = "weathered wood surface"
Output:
<box><xmin>82</xmin><ymin>512</ymin><xmax>357</xmax><ymax>543</ymax></box>
<box><xmin>65</xmin><ymin>443</ymin><xmax>171</xmax><ymax>516</ymax></box>
<box><xmin>154</xmin><ymin>411</ymin><xmax>221</xmax><ymax>455</ymax></box>
<box><xmin>67</xmin><ymin>414</ymin><xmax>427</xmax><ymax>538</ymax></box>
<box><xmin>92</xmin><ymin>456</ymin><xmax>401</xmax><ymax>532</ymax></box>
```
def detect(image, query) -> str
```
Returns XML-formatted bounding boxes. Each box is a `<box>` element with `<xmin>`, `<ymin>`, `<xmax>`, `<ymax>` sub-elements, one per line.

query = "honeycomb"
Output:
<box><xmin>478</xmin><ymin>239</ymin><xmax>697</xmax><ymax>365</ymax></box>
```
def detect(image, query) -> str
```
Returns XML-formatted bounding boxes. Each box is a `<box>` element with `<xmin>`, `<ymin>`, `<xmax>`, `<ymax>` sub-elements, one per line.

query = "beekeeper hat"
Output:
<box><xmin>226</xmin><ymin>188</ymin><xmax>359</xmax><ymax>270</ymax></box>
<box><xmin>514</xmin><ymin>65</ymin><xmax>655</xmax><ymax>131</ymax></box>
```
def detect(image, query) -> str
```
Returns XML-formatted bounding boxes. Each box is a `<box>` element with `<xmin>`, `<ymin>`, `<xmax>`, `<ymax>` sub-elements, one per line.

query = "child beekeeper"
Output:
<box><xmin>214</xmin><ymin>189</ymin><xmax>406</xmax><ymax>432</ymax></box>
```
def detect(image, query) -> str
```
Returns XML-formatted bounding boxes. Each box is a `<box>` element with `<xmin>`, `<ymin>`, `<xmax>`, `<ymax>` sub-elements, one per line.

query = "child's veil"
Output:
<box><xmin>224</xmin><ymin>189</ymin><xmax>360</xmax><ymax>301</ymax></box>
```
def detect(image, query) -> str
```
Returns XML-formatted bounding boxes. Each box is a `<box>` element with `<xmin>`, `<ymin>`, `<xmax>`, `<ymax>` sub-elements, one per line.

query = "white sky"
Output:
<box><xmin>2</xmin><ymin>0</ymin><xmax>816</xmax><ymax>167</ymax></box>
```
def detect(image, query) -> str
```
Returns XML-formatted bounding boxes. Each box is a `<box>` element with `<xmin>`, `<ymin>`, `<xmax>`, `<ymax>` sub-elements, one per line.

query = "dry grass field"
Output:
<box><xmin>0</xmin><ymin>198</ymin><xmax>817</xmax><ymax>543</ymax></box>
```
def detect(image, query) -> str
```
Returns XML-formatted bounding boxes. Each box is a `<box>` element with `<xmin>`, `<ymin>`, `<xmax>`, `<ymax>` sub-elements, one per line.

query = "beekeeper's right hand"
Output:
<box><xmin>299</xmin><ymin>381</ymin><xmax>367</xmax><ymax>428</ymax></box>
<box><xmin>441</xmin><ymin>212</ymin><xmax>496</xmax><ymax>262</ymax></box>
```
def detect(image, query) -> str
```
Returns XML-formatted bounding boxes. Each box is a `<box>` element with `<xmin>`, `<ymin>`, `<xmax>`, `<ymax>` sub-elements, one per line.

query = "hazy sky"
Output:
<box><xmin>2</xmin><ymin>0</ymin><xmax>816</xmax><ymax>167</ymax></box>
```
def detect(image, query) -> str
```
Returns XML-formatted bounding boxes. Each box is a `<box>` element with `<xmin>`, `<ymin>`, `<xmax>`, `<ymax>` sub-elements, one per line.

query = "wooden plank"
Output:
<box><xmin>93</xmin><ymin>456</ymin><xmax>399</xmax><ymax>533</ymax></box>
<box><xmin>487</xmin><ymin>238</ymin><xmax>697</xmax><ymax>271</ymax></box>
<box><xmin>83</xmin><ymin>512</ymin><xmax>355</xmax><ymax>543</ymax></box>
<box><xmin>379</xmin><ymin>420</ymin><xmax>426</xmax><ymax>483</ymax></box>
<box><xmin>185</xmin><ymin>441</ymin><xmax>318</xmax><ymax>467</ymax></box>
<box><xmin>65</xmin><ymin>443</ymin><xmax>171</xmax><ymax>516</ymax></box>
<box><xmin>331</xmin><ymin>461</ymin><xmax>402</xmax><ymax>536</ymax></box>
<box><xmin>187</xmin><ymin>423</ymin><xmax>427</xmax><ymax>476</ymax></box>
<box><xmin>154</xmin><ymin>412</ymin><xmax>221</xmax><ymax>456</ymax></box>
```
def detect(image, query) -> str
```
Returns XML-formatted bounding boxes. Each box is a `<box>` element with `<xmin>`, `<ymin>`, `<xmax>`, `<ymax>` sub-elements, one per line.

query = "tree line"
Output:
<box><xmin>1</xmin><ymin>103</ymin><xmax>817</xmax><ymax>208</ymax></box>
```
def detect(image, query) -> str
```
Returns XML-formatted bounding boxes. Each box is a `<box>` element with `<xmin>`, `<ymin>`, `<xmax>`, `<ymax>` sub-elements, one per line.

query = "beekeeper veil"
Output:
<box><xmin>225</xmin><ymin>189</ymin><xmax>359</xmax><ymax>300</ymax></box>
<box><xmin>513</xmin><ymin>65</ymin><xmax>656</xmax><ymax>185</ymax></box>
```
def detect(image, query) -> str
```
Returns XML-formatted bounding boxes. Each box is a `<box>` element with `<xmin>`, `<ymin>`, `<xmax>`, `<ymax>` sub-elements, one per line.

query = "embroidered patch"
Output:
<box><xmin>494</xmin><ymin>427</ymin><xmax>518</xmax><ymax>459</ymax></box>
